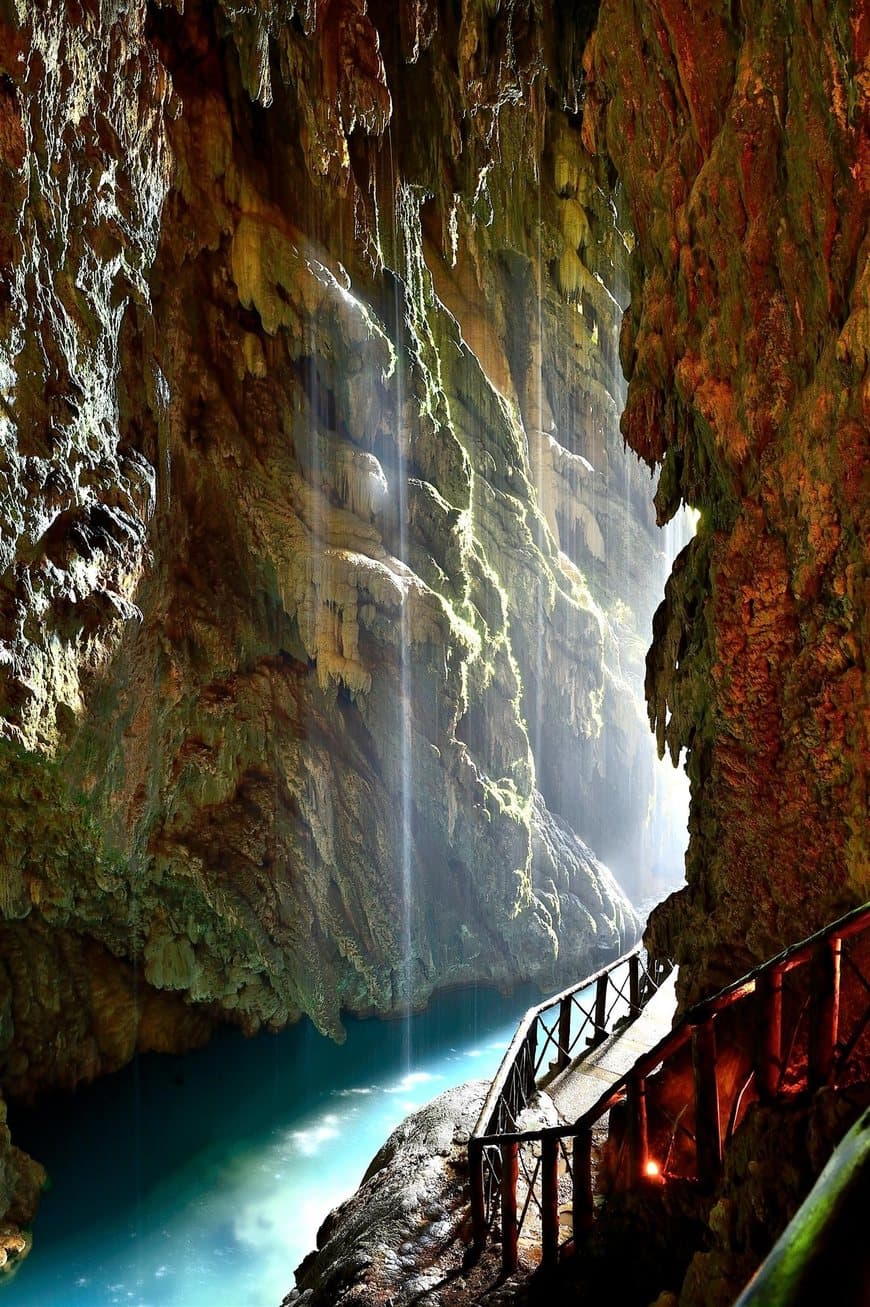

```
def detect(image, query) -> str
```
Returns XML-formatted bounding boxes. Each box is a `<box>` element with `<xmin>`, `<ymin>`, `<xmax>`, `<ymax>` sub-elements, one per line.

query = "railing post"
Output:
<box><xmin>500</xmin><ymin>1140</ymin><xmax>519</xmax><ymax>1274</ymax></box>
<box><xmin>808</xmin><ymin>935</ymin><xmax>842</xmax><ymax>1090</ymax></box>
<box><xmin>469</xmin><ymin>1138</ymin><xmax>486</xmax><ymax>1248</ymax></box>
<box><xmin>572</xmin><ymin>1128</ymin><xmax>594</xmax><ymax>1234</ymax></box>
<box><xmin>627</xmin><ymin>1072</ymin><xmax>648</xmax><ymax>1185</ymax></box>
<box><xmin>692</xmin><ymin>1014</ymin><xmax>722</xmax><ymax>1187</ymax></box>
<box><xmin>541</xmin><ymin>1135</ymin><xmax>560</xmax><ymax>1268</ymax></box>
<box><xmin>757</xmin><ymin>963</ymin><xmax>783</xmax><ymax>1101</ymax></box>
<box><xmin>525</xmin><ymin>1024</ymin><xmax>538</xmax><ymax>1100</ymax></box>
<box><xmin>629</xmin><ymin>952</ymin><xmax>641</xmax><ymax>1018</ymax></box>
<box><xmin>593</xmin><ymin>973</ymin><xmax>608</xmax><ymax>1045</ymax></box>
<box><xmin>558</xmin><ymin>996</ymin><xmax>572</xmax><ymax>1072</ymax></box>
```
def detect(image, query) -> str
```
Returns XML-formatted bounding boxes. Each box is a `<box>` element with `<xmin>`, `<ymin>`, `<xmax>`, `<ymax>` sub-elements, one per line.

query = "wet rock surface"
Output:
<box><xmin>285</xmin><ymin>1080</ymin><xmax>568</xmax><ymax>1307</ymax></box>
<box><xmin>285</xmin><ymin>1080</ymin><xmax>487</xmax><ymax>1307</ymax></box>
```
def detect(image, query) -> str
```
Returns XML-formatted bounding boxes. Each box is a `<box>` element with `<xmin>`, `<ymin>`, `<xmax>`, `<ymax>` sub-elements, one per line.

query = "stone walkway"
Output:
<box><xmin>546</xmin><ymin>970</ymin><xmax>678</xmax><ymax>1124</ymax></box>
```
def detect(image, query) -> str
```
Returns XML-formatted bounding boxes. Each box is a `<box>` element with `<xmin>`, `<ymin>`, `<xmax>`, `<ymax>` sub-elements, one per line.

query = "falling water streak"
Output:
<box><xmin>389</xmin><ymin>134</ymin><xmax>414</xmax><ymax>1072</ymax></box>
<box><xmin>613</xmin><ymin>197</ymin><xmax>633</xmax><ymax>617</ymax></box>
<box><xmin>307</xmin><ymin>296</ymin><xmax>323</xmax><ymax>810</ymax></box>
<box><xmin>302</xmin><ymin>265</ymin><xmax>338</xmax><ymax>983</ymax></box>
<box><xmin>397</xmin><ymin>323</ymin><xmax>414</xmax><ymax>1072</ymax></box>
<box><xmin>533</xmin><ymin>166</ymin><xmax>545</xmax><ymax>786</ymax></box>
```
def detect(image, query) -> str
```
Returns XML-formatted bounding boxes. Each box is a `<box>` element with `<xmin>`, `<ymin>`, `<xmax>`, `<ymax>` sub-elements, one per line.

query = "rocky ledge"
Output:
<box><xmin>285</xmin><ymin>1080</ymin><xmax>488</xmax><ymax>1307</ymax></box>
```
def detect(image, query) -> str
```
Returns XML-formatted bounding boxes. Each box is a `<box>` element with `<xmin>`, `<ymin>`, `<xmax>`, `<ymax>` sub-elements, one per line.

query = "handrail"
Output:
<box><xmin>686</xmin><ymin>898</ymin><xmax>870</xmax><ymax>1022</ymax></box>
<box><xmin>468</xmin><ymin>899</ymin><xmax>870</xmax><ymax>1275</ymax></box>
<box><xmin>473</xmin><ymin>1026</ymin><xmax>694</xmax><ymax>1148</ymax></box>
<box><xmin>468</xmin><ymin>941</ymin><xmax>673</xmax><ymax>1251</ymax></box>
<box><xmin>472</xmin><ymin>945</ymin><xmax>664</xmax><ymax>1142</ymax></box>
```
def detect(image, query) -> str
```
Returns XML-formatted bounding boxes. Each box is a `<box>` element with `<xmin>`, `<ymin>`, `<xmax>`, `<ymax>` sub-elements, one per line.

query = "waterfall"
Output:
<box><xmin>396</xmin><ymin>286</ymin><xmax>415</xmax><ymax>1062</ymax></box>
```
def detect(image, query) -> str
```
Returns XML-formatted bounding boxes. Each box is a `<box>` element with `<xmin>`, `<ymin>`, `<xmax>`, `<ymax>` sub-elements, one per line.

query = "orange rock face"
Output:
<box><xmin>585</xmin><ymin>0</ymin><xmax>869</xmax><ymax>1000</ymax></box>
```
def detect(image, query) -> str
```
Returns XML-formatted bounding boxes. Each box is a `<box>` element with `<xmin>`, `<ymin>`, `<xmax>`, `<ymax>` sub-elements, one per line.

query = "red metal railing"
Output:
<box><xmin>468</xmin><ymin>900</ymin><xmax>870</xmax><ymax>1274</ymax></box>
<box><xmin>468</xmin><ymin>944</ymin><xmax>672</xmax><ymax>1261</ymax></box>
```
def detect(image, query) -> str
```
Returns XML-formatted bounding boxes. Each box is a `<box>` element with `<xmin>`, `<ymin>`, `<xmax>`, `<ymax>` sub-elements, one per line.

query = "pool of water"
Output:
<box><xmin>5</xmin><ymin>984</ymin><xmax>541</xmax><ymax>1307</ymax></box>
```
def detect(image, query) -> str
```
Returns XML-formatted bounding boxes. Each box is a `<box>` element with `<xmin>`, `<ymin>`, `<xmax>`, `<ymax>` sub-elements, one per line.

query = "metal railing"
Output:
<box><xmin>468</xmin><ymin>944</ymin><xmax>673</xmax><ymax>1260</ymax></box>
<box><xmin>468</xmin><ymin>900</ymin><xmax>870</xmax><ymax>1274</ymax></box>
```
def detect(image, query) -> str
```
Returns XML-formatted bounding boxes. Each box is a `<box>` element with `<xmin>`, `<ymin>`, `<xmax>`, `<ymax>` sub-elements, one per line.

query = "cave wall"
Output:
<box><xmin>583</xmin><ymin>0</ymin><xmax>869</xmax><ymax>1002</ymax></box>
<box><xmin>0</xmin><ymin>0</ymin><xmax>687</xmax><ymax>1255</ymax></box>
<box><xmin>4</xmin><ymin>0</ymin><xmax>862</xmax><ymax>1271</ymax></box>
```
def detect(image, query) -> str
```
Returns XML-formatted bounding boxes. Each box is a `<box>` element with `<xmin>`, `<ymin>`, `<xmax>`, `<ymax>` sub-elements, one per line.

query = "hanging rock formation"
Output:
<box><xmin>582</xmin><ymin>0</ymin><xmax>869</xmax><ymax>1004</ymax></box>
<box><xmin>0</xmin><ymin>0</ymin><xmax>685</xmax><ymax>1260</ymax></box>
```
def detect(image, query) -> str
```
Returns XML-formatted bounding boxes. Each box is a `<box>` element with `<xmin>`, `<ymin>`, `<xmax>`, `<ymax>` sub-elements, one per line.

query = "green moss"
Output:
<box><xmin>0</xmin><ymin>740</ymin><xmax>128</xmax><ymax>927</ymax></box>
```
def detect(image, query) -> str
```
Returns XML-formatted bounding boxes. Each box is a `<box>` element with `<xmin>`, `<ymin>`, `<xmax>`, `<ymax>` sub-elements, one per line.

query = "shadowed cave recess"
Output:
<box><xmin>0</xmin><ymin>0</ymin><xmax>867</xmax><ymax>1302</ymax></box>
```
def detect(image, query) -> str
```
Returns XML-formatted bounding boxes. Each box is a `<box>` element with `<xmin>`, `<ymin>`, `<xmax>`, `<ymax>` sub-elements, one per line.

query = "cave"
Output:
<box><xmin>0</xmin><ymin>1</ymin><xmax>866</xmax><ymax>1305</ymax></box>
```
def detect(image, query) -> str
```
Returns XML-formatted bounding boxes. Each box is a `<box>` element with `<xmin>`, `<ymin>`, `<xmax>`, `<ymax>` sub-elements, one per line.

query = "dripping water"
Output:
<box><xmin>388</xmin><ymin>133</ymin><xmax>414</xmax><ymax>1070</ymax></box>
<box><xmin>397</xmin><ymin>302</ymin><xmax>414</xmax><ymax>1070</ymax></box>
<box><xmin>532</xmin><ymin>149</ymin><xmax>546</xmax><ymax>789</ymax></box>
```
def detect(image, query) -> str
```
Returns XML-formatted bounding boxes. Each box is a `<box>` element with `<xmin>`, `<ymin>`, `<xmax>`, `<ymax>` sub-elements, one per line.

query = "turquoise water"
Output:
<box><xmin>5</xmin><ymin>985</ymin><xmax>540</xmax><ymax>1307</ymax></box>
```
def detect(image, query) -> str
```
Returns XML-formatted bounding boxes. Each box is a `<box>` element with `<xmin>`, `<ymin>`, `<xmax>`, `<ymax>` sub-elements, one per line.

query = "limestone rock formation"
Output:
<box><xmin>583</xmin><ymin>0</ymin><xmax>869</xmax><ymax>1003</ymax></box>
<box><xmin>0</xmin><ymin>0</ymin><xmax>681</xmax><ymax>1254</ymax></box>
<box><xmin>285</xmin><ymin>1079</ymin><xmax>487</xmax><ymax>1307</ymax></box>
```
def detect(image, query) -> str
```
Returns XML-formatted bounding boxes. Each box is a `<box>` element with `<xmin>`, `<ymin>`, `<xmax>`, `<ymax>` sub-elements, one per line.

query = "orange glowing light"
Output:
<box><xmin>645</xmin><ymin>1160</ymin><xmax>660</xmax><ymax>1178</ymax></box>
